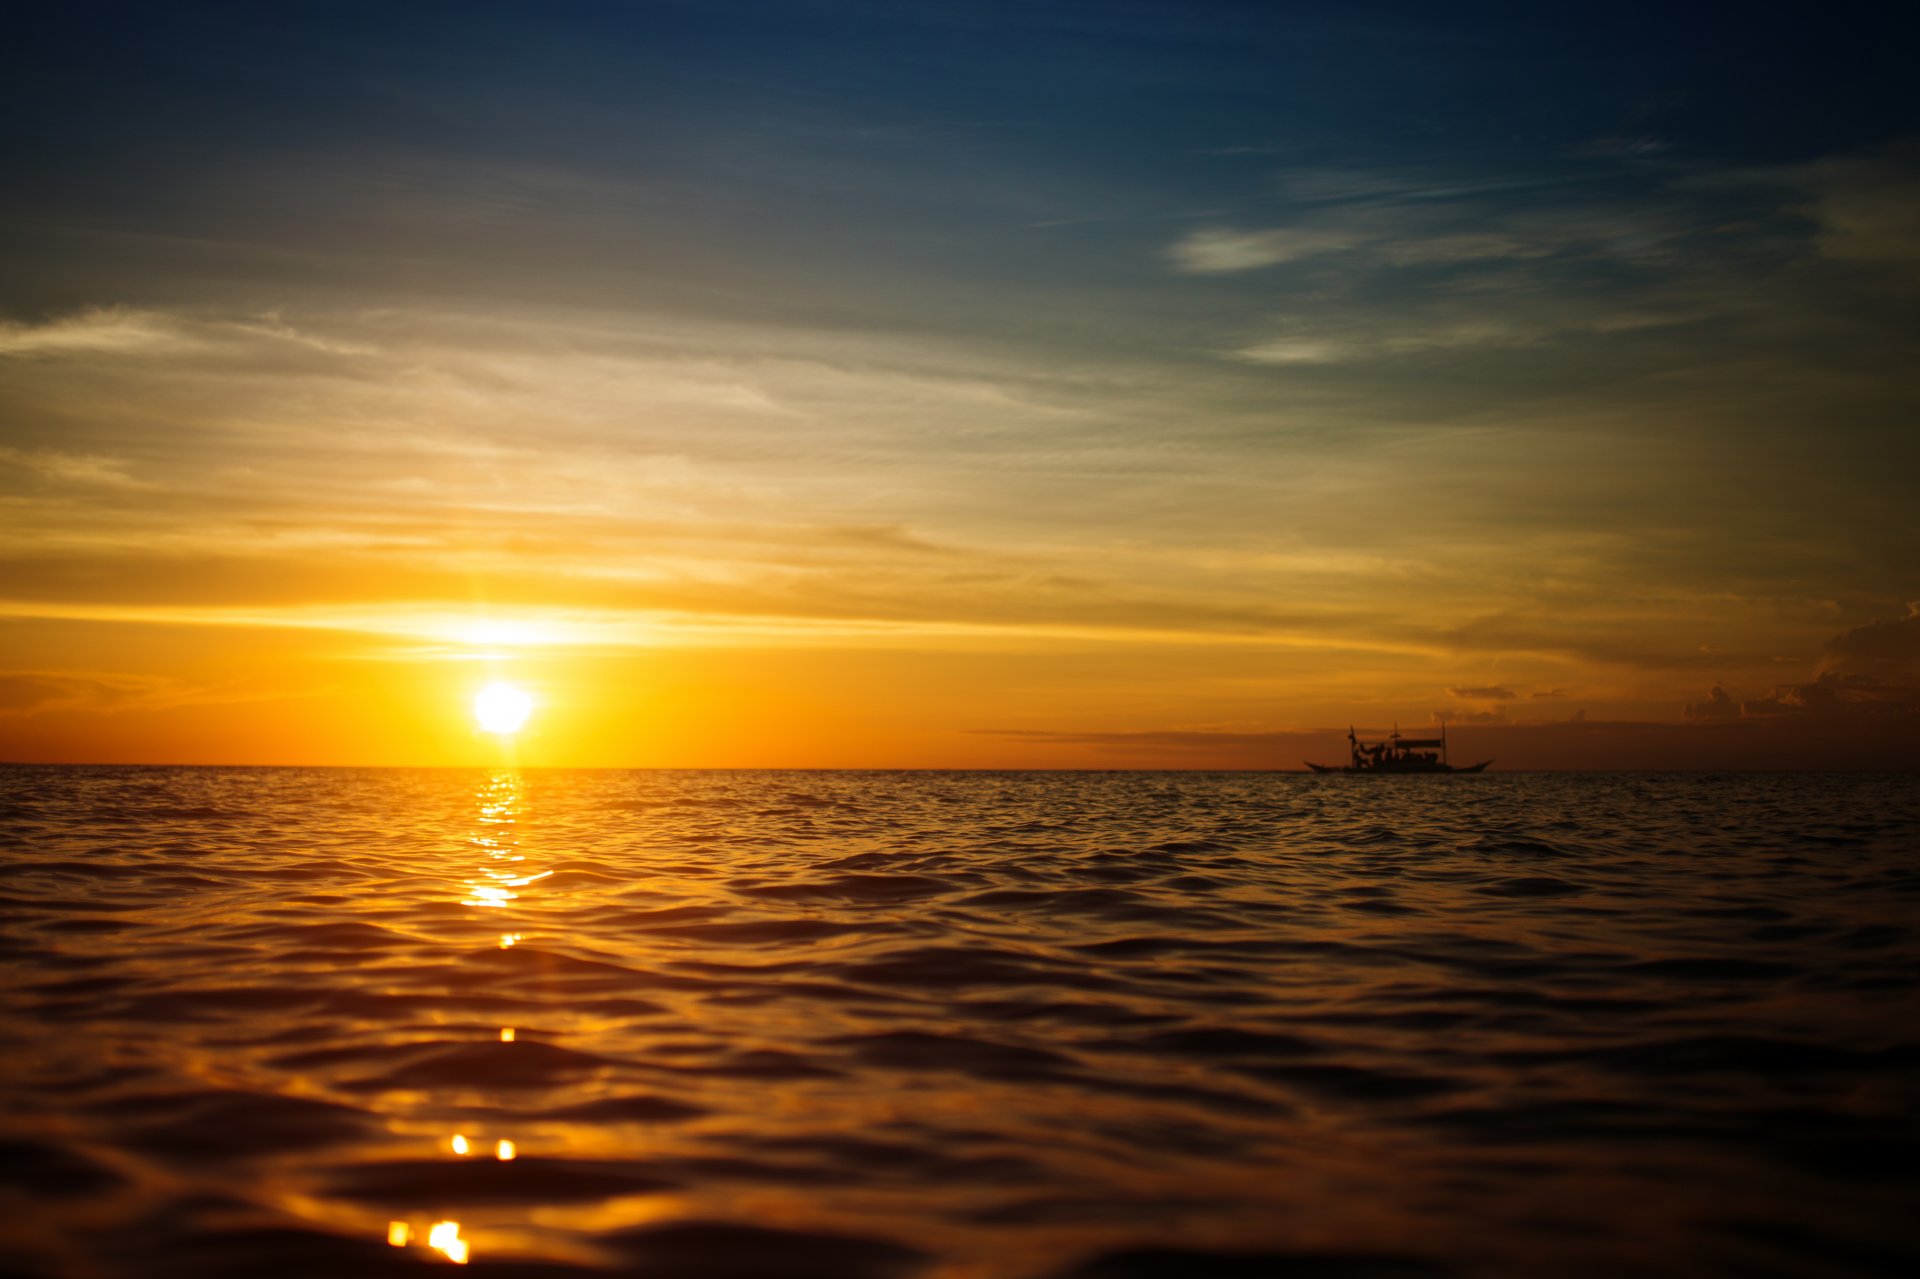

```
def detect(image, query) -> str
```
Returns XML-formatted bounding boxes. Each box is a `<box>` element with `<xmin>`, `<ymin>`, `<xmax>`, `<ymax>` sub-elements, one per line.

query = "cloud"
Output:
<box><xmin>1438</xmin><ymin>610</ymin><xmax>1764</xmax><ymax>674</ymax></box>
<box><xmin>1685</xmin><ymin>685</ymin><xmax>1741</xmax><ymax>719</ymax></box>
<box><xmin>1686</xmin><ymin>605</ymin><xmax>1920</xmax><ymax>724</ymax></box>
<box><xmin>1168</xmin><ymin>222</ymin><xmax>1551</xmax><ymax>276</ymax></box>
<box><xmin>1371</xmin><ymin>233</ymin><xmax>1555</xmax><ymax>267</ymax></box>
<box><xmin>1449</xmin><ymin>685</ymin><xmax>1516</xmax><ymax>700</ymax></box>
<box><xmin>1233</xmin><ymin>337</ymin><xmax>1364</xmax><ymax>365</ymax></box>
<box><xmin>1819</xmin><ymin>601</ymin><xmax>1920</xmax><ymax>679</ymax></box>
<box><xmin>1799</xmin><ymin>144</ymin><xmax>1920</xmax><ymax>267</ymax></box>
<box><xmin>1163</xmin><ymin>163</ymin><xmax>1695</xmax><ymax>279</ymax></box>
<box><xmin>1168</xmin><ymin>226</ymin><xmax>1364</xmax><ymax>272</ymax></box>
<box><xmin>1221</xmin><ymin>235</ymin><xmax>1733</xmax><ymax>364</ymax></box>
<box><xmin>0</xmin><ymin>448</ymin><xmax>149</xmax><ymax>489</ymax></box>
<box><xmin>1568</xmin><ymin>136</ymin><xmax>1672</xmax><ymax>160</ymax></box>
<box><xmin>0</xmin><ymin>308</ymin><xmax>195</xmax><ymax>357</ymax></box>
<box><xmin>1432</xmin><ymin>706</ymin><xmax>1508</xmax><ymax>724</ymax></box>
<box><xmin>0</xmin><ymin>671</ymin><xmax>178</xmax><ymax>714</ymax></box>
<box><xmin>1738</xmin><ymin>673</ymin><xmax>1920</xmax><ymax>719</ymax></box>
<box><xmin>1270</xmin><ymin>167</ymin><xmax>1589</xmax><ymax>207</ymax></box>
<box><xmin>1233</xmin><ymin>319</ymin><xmax>1536</xmax><ymax>364</ymax></box>
<box><xmin>1180</xmin><ymin>150</ymin><xmax>1867</xmax><ymax>374</ymax></box>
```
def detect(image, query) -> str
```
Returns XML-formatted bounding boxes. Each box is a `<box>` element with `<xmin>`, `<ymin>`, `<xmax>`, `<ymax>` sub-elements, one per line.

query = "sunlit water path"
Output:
<box><xmin>2</xmin><ymin>768</ymin><xmax>1916</xmax><ymax>1276</ymax></box>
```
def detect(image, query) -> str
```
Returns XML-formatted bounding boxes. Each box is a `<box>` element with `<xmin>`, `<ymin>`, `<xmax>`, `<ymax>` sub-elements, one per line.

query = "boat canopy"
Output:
<box><xmin>1396</xmin><ymin>737</ymin><xmax>1444</xmax><ymax>748</ymax></box>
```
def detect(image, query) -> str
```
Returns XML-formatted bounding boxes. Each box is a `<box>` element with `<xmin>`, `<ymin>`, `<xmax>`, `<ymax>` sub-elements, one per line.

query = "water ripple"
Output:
<box><xmin>0</xmin><ymin>766</ymin><xmax>1915</xmax><ymax>1276</ymax></box>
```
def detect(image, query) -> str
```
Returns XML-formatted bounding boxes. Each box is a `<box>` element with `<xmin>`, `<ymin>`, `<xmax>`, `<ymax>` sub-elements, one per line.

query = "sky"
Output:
<box><xmin>2</xmin><ymin>0</ymin><xmax>1917</xmax><ymax>767</ymax></box>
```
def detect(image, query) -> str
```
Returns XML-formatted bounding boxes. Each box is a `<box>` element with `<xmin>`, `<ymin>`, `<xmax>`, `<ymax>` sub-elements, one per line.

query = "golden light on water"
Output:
<box><xmin>391</xmin><ymin>1211</ymin><xmax>471</xmax><ymax>1264</ymax></box>
<box><xmin>473</xmin><ymin>681</ymin><xmax>534</xmax><ymax>736</ymax></box>
<box><xmin>427</xmin><ymin>1220</ymin><xmax>470</xmax><ymax>1265</ymax></box>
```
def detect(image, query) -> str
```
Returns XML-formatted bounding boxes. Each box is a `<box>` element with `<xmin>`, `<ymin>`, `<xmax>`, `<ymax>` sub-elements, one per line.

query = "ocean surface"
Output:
<box><xmin>2</xmin><ymin>767</ymin><xmax>1916</xmax><ymax>1278</ymax></box>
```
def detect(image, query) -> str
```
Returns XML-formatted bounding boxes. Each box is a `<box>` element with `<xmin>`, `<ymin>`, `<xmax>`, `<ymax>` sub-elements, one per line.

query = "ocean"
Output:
<box><xmin>1</xmin><ymin>767</ymin><xmax>1915</xmax><ymax>1277</ymax></box>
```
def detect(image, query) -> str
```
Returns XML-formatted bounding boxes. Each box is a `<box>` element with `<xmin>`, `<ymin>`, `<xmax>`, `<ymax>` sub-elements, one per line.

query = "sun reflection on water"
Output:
<box><xmin>427</xmin><ymin>1220</ymin><xmax>470</xmax><ymax>1265</ymax></box>
<box><xmin>407</xmin><ymin>771</ymin><xmax>555</xmax><ymax>1267</ymax></box>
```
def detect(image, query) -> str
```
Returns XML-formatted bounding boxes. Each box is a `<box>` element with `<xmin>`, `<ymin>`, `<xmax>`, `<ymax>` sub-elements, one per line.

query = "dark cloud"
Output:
<box><xmin>1686</xmin><ymin>604</ymin><xmax>1920</xmax><ymax>727</ymax></box>
<box><xmin>1685</xmin><ymin>685</ymin><xmax>1741</xmax><ymax>719</ymax></box>
<box><xmin>1448</xmin><ymin>685</ymin><xmax>1516</xmax><ymax>700</ymax></box>
<box><xmin>1739</xmin><ymin>672</ymin><xmax>1920</xmax><ymax>719</ymax></box>
<box><xmin>1820</xmin><ymin>602</ymin><xmax>1920</xmax><ymax>679</ymax></box>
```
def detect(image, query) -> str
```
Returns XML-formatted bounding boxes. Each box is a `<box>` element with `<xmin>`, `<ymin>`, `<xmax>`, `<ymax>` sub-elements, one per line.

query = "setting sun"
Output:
<box><xmin>473</xmin><ymin>682</ymin><xmax>534</xmax><ymax>736</ymax></box>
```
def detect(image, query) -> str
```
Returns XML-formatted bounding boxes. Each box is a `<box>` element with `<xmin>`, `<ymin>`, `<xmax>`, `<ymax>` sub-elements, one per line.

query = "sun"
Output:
<box><xmin>473</xmin><ymin>681</ymin><xmax>534</xmax><ymax>735</ymax></box>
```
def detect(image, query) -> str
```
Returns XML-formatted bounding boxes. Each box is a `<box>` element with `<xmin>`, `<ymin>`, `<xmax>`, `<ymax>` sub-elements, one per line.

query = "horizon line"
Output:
<box><xmin>4</xmin><ymin>761</ymin><xmax>1916</xmax><ymax>774</ymax></box>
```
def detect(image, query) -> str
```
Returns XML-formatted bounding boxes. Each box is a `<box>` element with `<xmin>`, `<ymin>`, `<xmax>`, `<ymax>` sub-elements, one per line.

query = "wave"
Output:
<box><xmin>1</xmin><ymin>766</ymin><xmax>1914</xmax><ymax>1277</ymax></box>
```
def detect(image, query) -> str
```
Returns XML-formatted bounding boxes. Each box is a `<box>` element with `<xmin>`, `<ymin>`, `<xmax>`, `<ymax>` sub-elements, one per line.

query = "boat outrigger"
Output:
<box><xmin>1306</xmin><ymin>725</ymin><xmax>1491</xmax><ymax>774</ymax></box>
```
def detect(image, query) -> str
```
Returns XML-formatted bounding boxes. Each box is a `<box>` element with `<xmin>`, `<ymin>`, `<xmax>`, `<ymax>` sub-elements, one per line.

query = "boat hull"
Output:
<box><xmin>1304</xmin><ymin>760</ymin><xmax>1492</xmax><ymax>774</ymax></box>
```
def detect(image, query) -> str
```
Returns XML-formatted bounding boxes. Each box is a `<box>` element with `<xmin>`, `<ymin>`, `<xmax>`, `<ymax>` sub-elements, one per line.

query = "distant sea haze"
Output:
<box><xmin>2</xmin><ymin>767</ymin><xmax>1915</xmax><ymax>1277</ymax></box>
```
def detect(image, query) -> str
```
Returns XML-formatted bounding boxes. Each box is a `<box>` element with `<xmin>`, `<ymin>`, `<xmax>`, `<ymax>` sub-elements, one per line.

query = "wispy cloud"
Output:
<box><xmin>0</xmin><ymin>308</ymin><xmax>197</xmax><ymax>357</ymax></box>
<box><xmin>1449</xmin><ymin>685</ymin><xmax>1516</xmax><ymax>700</ymax></box>
<box><xmin>1795</xmin><ymin>143</ymin><xmax>1920</xmax><ymax>268</ymax></box>
<box><xmin>0</xmin><ymin>447</ymin><xmax>150</xmax><ymax>489</ymax></box>
<box><xmin>1168</xmin><ymin>221</ymin><xmax>1560</xmax><ymax>275</ymax></box>
<box><xmin>1233</xmin><ymin>320</ymin><xmax>1533</xmax><ymax>364</ymax></box>
<box><xmin>1168</xmin><ymin>226</ymin><xmax>1366</xmax><ymax>272</ymax></box>
<box><xmin>0</xmin><ymin>669</ymin><xmax>189</xmax><ymax>715</ymax></box>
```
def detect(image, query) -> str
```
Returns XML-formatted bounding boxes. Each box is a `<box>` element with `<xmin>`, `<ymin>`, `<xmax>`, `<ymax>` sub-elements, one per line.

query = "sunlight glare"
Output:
<box><xmin>427</xmin><ymin>1220</ymin><xmax>469</xmax><ymax>1265</ymax></box>
<box><xmin>473</xmin><ymin>681</ymin><xmax>533</xmax><ymax>735</ymax></box>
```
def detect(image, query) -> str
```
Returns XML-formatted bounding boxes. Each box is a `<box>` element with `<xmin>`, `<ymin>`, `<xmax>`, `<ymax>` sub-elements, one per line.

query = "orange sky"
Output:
<box><xmin>2</xmin><ymin>8</ymin><xmax>1917</xmax><ymax>768</ymax></box>
<box><xmin>4</xmin><ymin>591</ymin><xmax>1917</xmax><ymax>767</ymax></box>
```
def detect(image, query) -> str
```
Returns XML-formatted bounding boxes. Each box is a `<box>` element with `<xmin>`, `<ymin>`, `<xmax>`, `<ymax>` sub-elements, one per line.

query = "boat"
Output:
<box><xmin>1306</xmin><ymin>725</ymin><xmax>1491</xmax><ymax>774</ymax></box>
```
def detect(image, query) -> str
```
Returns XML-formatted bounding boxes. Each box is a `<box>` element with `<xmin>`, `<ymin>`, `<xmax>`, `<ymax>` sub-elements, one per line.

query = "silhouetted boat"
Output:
<box><xmin>1306</xmin><ymin>725</ymin><xmax>1491</xmax><ymax>774</ymax></box>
